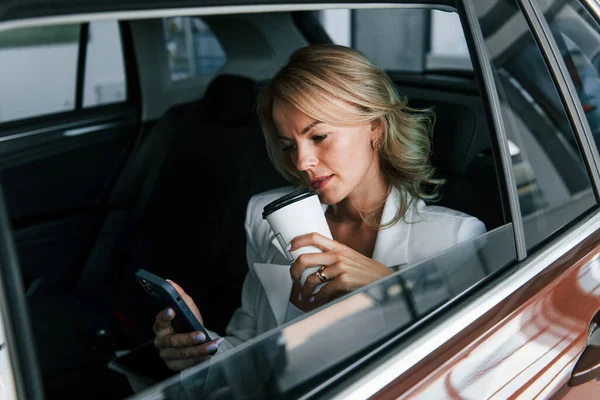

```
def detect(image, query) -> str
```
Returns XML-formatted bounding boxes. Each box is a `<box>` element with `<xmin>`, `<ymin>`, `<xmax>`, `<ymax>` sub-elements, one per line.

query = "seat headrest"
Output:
<box><xmin>203</xmin><ymin>74</ymin><xmax>260</xmax><ymax>123</ymax></box>
<box><xmin>426</xmin><ymin>101</ymin><xmax>491</xmax><ymax>175</ymax></box>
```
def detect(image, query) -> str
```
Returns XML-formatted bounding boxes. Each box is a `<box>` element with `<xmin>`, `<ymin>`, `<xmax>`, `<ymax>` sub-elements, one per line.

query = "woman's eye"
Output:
<box><xmin>281</xmin><ymin>134</ymin><xmax>327</xmax><ymax>152</ymax></box>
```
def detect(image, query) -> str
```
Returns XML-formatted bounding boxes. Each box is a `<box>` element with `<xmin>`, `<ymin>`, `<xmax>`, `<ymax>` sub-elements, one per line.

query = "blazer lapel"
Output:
<box><xmin>371</xmin><ymin>187</ymin><xmax>411</xmax><ymax>268</ymax></box>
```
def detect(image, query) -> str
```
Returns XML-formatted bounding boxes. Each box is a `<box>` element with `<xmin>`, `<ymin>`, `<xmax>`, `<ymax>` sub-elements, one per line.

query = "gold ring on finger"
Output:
<box><xmin>316</xmin><ymin>266</ymin><xmax>327</xmax><ymax>283</ymax></box>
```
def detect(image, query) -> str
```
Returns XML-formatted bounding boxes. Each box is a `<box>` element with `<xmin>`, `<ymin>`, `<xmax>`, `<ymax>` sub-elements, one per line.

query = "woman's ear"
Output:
<box><xmin>370</xmin><ymin>118</ymin><xmax>384</xmax><ymax>140</ymax></box>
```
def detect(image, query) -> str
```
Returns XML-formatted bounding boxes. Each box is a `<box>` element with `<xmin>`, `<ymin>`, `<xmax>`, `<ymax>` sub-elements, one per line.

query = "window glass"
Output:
<box><xmin>534</xmin><ymin>0</ymin><xmax>600</xmax><ymax>149</ymax></box>
<box><xmin>83</xmin><ymin>20</ymin><xmax>127</xmax><ymax>107</ymax></box>
<box><xmin>0</xmin><ymin>24</ymin><xmax>80</xmax><ymax>123</ymax></box>
<box><xmin>428</xmin><ymin>10</ymin><xmax>472</xmax><ymax>71</ymax></box>
<box><xmin>321</xmin><ymin>9</ymin><xmax>351</xmax><ymax>46</ymax></box>
<box><xmin>120</xmin><ymin>228</ymin><xmax>516</xmax><ymax>399</ymax></box>
<box><xmin>163</xmin><ymin>17</ymin><xmax>227</xmax><ymax>81</ymax></box>
<box><xmin>473</xmin><ymin>0</ymin><xmax>597</xmax><ymax>250</ymax></box>
<box><xmin>111</xmin><ymin>8</ymin><xmax>518</xmax><ymax>399</ymax></box>
<box><xmin>321</xmin><ymin>9</ymin><xmax>472</xmax><ymax>72</ymax></box>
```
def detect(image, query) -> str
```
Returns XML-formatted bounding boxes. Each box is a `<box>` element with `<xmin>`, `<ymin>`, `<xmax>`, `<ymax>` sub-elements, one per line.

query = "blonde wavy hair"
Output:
<box><xmin>257</xmin><ymin>44</ymin><xmax>444</xmax><ymax>228</ymax></box>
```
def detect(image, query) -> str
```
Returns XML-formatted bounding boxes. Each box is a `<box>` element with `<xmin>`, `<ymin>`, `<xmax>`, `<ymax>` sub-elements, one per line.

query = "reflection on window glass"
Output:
<box><xmin>120</xmin><ymin>228</ymin><xmax>516</xmax><ymax>399</ymax></box>
<box><xmin>0</xmin><ymin>24</ymin><xmax>79</xmax><ymax>123</ymax></box>
<box><xmin>163</xmin><ymin>17</ymin><xmax>227</xmax><ymax>81</ymax></box>
<box><xmin>83</xmin><ymin>20</ymin><xmax>127</xmax><ymax>107</ymax></box>
<box><xmin>535</xmin><ymin>0</ymin><xmax>600</xmax><ymax>146</ymax></box>
<box><xmin>474</xmin><ymin>0</ymin><xmax>596</xmax><ymax>250</ymax></box>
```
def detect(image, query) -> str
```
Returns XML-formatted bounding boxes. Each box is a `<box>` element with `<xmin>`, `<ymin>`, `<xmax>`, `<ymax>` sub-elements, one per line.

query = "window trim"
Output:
<box><xmin>75</xmin><ymin>22</ymin><xmax>89</xmax><ymax>109</ymax></box>
<box><xmin>583</xmin><ymin>0</ymin><xmax>600</xmax><ymax>22</ymax></box>
<box><xmin>120</xmin><ymin>20</ymin><xmax>141</xmax><ymax>109</ymax></box>
<box><xmin>461</xmin><ymin>0</ymin><xmax>528</xmax><ymax>260</ymax></box>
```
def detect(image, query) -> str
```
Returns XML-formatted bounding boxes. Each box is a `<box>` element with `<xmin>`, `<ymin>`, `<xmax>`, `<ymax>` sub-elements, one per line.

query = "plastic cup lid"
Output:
<box><xmin>262</xmin><ymin>188</ymin><xmax>318</xmax><ymax>219</ymax></box>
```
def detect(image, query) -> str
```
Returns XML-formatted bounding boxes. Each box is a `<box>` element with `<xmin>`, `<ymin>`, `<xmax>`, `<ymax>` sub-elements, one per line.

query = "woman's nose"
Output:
<box><xmin>295</xmin><ymin>143</ymin><xmax>318</xmax><ymax>172</ymax></box>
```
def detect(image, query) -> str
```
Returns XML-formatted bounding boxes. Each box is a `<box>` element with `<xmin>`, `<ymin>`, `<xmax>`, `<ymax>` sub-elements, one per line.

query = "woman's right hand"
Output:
<box><xmin>152</xmin><ymin>280</ymin><xmax>224</xmax><ymax>371</ymax></box>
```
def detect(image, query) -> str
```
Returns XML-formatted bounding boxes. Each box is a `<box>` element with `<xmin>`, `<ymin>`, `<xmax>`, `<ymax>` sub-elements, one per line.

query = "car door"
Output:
<box><xmin>0</xmin><ymin>18</ymin><xmax>142</xmax><ymax>399</ymax></box>
<box><xmin>2</xmin><ymin>1</ymin><xmax>600</xmax><ymax>400</ymax></box>
<box><xmin>327</xmin><ymin>0</ymin><xmax>600</xmax><ymax>398</ymax></box>
<box><xmin>0</xmin><ymin>20</ymin><xmax>140</xmax><ymax>300</ymax></box>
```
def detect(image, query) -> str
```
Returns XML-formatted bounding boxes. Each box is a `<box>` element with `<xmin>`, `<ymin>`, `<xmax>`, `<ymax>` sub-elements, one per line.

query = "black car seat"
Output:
<box><xmin>410</xmin><ymin>98</ymin><xmax>505</xmax><ymax>231</ymax></box>
<box><xmin>138</xmin><ymin>74</ymin><xmax>287</xmax><ymax>335</ymax></box>
<box><xmin>73</xmin><ymin>74</ymin><xmax>287</xmax><ymax>358</ymax></box>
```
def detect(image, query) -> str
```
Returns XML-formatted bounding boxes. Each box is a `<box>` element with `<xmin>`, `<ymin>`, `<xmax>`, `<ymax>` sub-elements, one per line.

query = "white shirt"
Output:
<box><xmin>204</xmin><ymin>185</ymin><xmax>486</xmax><ymax>353</ymax></box>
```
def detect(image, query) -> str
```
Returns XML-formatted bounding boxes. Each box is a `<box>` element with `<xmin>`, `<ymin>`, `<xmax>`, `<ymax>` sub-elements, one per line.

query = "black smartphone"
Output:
<box><xmin>135</xmin><ymin>269</ymin><xmax>212</xmax><ymax>341</ymax></box>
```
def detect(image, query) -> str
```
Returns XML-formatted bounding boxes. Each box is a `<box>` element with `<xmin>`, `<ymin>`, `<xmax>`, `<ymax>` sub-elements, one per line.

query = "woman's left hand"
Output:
<box><xmin>289</xmin><ymin>232</ymin><xmax>392</xmax><ymax>312</ymax></box>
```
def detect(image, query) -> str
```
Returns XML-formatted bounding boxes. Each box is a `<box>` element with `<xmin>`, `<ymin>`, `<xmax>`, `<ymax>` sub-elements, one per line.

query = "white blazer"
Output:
<box><xmin>206</xmin><ymin>185</ymin><xmax>486</xmax><ymax>353</ymax></box>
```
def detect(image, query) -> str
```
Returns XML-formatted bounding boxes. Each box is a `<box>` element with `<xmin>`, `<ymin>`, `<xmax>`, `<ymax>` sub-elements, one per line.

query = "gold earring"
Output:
<box><xmin>371</xmin><ymin>140</ymin><xmax>381</xmax><ymax>151</ymax></box>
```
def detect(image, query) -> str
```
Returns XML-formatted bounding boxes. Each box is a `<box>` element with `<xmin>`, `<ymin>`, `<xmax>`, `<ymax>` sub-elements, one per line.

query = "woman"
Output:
<box><xmin>152</xmin><ymin>44</ymin><xmax>486</xmax><ymax>371</ymax></box>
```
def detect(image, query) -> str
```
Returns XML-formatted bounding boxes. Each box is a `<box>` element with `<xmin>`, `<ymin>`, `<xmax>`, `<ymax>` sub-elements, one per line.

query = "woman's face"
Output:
<box><xmin>272</xmin><ymin>98</ymin><xmax>383</xmax><ymax>205</ymax></box>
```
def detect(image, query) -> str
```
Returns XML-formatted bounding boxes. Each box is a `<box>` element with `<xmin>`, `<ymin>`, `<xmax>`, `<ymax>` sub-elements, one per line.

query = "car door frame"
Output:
<box><xmin>0</xmin><ymin>16</ymin><xmax>142</xmax><ymax>400</ymax></box>
<box><xmin>2</xmin><ymin>1</ymin><xmax>600</xmax><ymax>399</ymax></box>
<box><xmin>321</xmin><ymin>0</ymin><xmax>600</xmax><ymax>398</ymax></box>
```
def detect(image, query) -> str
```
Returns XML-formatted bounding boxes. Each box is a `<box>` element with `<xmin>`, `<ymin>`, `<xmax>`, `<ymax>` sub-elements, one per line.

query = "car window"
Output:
<box><xmin>129</xmin><ymin>226</ymin><xmax>517</xmax><ymax>399</ymax></box>
<box><xmin>117</xmin><ymin>6</ymin><xmax>522</xmax><ymax>398</ymax></box>
<box><xmin>473</xmin><ymin>0</ymin><xmax>598</xmax><ymax>250</ymax></box>
<box><xmin>428</xmin><ymin>10</ymin><xmax>472</xmax><ymax>71</ymax></box>
<box><xmin>163</xmin><ymin>17</ymin><xmax>227</xmax><ymax>81</ymax></box>
<box><xmin>534</xmin><ymin>0</ymin><xmax>600</xmax><ymax>149</ymax></box>
<box><xmin>0</xmin><ymin>20</ymin><xmax>127</xmax><ymax>125</ymax></box>
<box><xmin>320</xmin><ymin>8</ymin><xmax>472</xmax><ymax>73</ymax></box>
<box><xmin>83</xmin><ymin>20</ymin><xmax>126</xmax><ymax>107</ymax></box>
<box><xmin>0</xmin><ymin>24</ymin><xmax>80</xmax><ymax>123</ymax></box>
<box><xmin>321</xmin><ymin>9</ymin><xmax>351</xmax><ymax>46</ymax></box>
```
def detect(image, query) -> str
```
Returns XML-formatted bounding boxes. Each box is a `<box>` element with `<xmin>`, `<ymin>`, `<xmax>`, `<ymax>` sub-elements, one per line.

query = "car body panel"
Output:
<box><xmin>369</xmin><ymin>228</ymin><xmax>600</xmax><ymax>399</ymax></box>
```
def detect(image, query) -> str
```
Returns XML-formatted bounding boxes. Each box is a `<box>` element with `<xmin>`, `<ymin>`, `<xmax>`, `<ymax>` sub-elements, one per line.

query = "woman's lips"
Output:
<box><xmin>311</xmin><ymin>175</ymin><xmax>333</xmax><ymax>190</ymax></box>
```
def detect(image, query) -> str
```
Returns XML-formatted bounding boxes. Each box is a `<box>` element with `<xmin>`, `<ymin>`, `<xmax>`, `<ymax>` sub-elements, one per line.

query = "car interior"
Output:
<box><xmin>2</xmin><ymin>7</ymin><xmax>518</xmax><ymax>400</ymax></box>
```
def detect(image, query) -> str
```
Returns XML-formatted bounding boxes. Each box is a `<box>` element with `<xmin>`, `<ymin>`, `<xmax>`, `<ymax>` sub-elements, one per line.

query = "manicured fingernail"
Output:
<box><xmin>206</xmin><ymin>343</ymin><xmax>218</xmax><ymax>353</ymax></box>
<box><xmin>309</xmin><ymin>296</ymin><xmax>315</xmax><ymax>303</ymax></box>
<box><xmin>298</xmin><ymin>293</ymin><xmax>302</xmax><ymax>302</ymax></box>
<box><xmin>194</xmin><ymin>333</ymin><xmax>206</xmax><ymax>342</ymax></box>
<box><xmin>285</xmin><ymin>243</ymin><xmax>292</xmax><ymax>251</ymax></box>
<box><xmin>166</xmin><ymin>308</ymin><xmax>173</xmax><ymax>317</ymax></box>
<box><xmin>215</xmin><ymin>338</ymin><xmax>225</xmax><ymax>346</ymax></box>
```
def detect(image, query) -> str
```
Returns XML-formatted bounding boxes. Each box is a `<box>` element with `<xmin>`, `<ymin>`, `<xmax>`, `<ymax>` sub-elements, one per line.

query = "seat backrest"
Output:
<box><xmin>139</xmin><ymin>74</ymin><xmax>287</xmax><ymax>334</ymax></box>
<box><xmin>409</xmin><ymin>97</ymin><xmax>505</xmax><ymax>231</ymax></box>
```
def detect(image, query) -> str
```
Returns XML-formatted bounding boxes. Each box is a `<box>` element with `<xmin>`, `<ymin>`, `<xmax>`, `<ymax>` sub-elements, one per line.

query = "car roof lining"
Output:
<box><xmin>0</xmin><ymin>2</ymin><xmax>457</xmax><ymax>30</ymax></box>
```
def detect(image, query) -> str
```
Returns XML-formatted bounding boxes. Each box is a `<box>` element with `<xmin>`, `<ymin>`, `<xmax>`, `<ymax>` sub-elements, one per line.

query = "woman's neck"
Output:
<box><xmin>327</xmin><ymin>181</ymin><xmax>390</xmax><ymax>225</ymax></box>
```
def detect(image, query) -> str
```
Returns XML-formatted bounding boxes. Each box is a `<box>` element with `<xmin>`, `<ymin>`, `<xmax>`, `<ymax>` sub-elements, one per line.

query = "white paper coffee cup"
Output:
<box><xmin>262</xmin><ymin>188</ymin><xmax>333</xmax><ymax>292</ymax></box>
